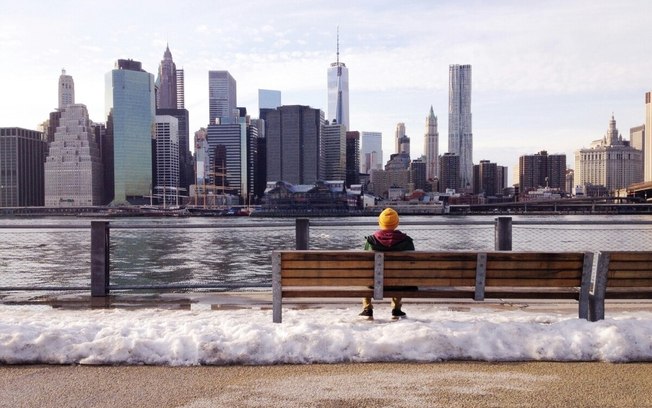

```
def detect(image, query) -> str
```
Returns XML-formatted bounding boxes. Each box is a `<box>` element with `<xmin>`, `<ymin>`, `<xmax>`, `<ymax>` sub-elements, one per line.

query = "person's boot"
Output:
<box><xmin>391</xmin><ymin>309</ymin><xmax>406</xmax><ymax>320</ymax></box>
<box><xmin>358</xmin><ymin>307</ymin><xmax>373</xmax><ymax>320</ymax></box>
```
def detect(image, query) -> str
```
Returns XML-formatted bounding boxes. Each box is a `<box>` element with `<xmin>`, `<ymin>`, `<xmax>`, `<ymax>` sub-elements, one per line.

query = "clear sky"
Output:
<box><xmin>1</xmin><ymin>0</ymin><xmax>651</xmax><ymax>183</ymax></box>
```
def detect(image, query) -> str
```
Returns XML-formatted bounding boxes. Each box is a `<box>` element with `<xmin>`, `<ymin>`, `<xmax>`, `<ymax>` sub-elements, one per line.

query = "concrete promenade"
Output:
<box><xmin>1</xmin><ymin>293</ymin><xmax>652</xmax><ymax>407</ymax></box>
<box><xmin>1</xmin><ymin>362</ymin><xmax>651</xmax><ymax>407</ymax></box>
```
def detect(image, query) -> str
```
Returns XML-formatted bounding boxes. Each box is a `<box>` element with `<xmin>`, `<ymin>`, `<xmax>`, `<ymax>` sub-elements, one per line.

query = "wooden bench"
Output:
<box><xmin>589</xmin><ymin>251</ymin><xmax>652</xmax><ymax>321</ymax></box>
<box><xmin>271</xmin><ymin>250</ymin><xmax>594</xmax><ymax>323</ymax></box>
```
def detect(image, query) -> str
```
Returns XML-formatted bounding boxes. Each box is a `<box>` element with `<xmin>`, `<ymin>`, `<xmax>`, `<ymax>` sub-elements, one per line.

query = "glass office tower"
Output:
<box><xmin>105</xmin><ymin>59</ymin><xmax>155</xmax><ymax>205</ymax></box>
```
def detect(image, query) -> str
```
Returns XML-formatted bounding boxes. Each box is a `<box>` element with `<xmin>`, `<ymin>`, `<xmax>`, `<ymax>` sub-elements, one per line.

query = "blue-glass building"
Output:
<box><xmin>105</xmin><ymin>59</ymin><xmax>155</xmax><ymax>205</ymax></box>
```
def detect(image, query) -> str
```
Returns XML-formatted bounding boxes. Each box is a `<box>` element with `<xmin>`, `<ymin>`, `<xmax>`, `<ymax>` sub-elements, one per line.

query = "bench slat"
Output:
<box><xmin>282</xmin><ymin>277</ymin><xmax>374</xmax><ymax>286</ymax></box>
<box><xmin>281</xmin><ymin>269</ymin><xmax>374</xmax><ymax>278</ymax></box>
<box><xmin>282</xmin><ymin>289</ymin><xmax>373</xmax><ymax>298</ymax></box>
<box><xmin>486</xmin><ymin>261</ymin><xmax>584</xmax><ymax>270</ymax></box>
<box><xmin>485</xmin><ymin>278</ymin><xmax>581</xmax><ymax>287</ymax></box>
<box><xmin>384</xmin><ymin>269</ymin><xmax>478</xmax><ymax>279</ymax></box>
<box><xmin>607</xmin><ymin>252</ymin><xmax>652</xmax><ymax>262</ymax></box>
<box><xmin>607</xmin><ymin>261</ymin><xmax>652</xmax><ymax>271</ymax></box>
<box><xmin>280</xmin><ymin>251</ymin><xmax>375</xmax><ymax>261</ymax></box>
<box><xmin>282</xmin><ymin>260</ymin><xmax>375</xmax><ymax>269</ymax></box>
<box><xmin>385</xmin><ymin>278</ymin><xmax>477</xmax><ymax>286</ymax></box>
<box><xmin>384</xmin><ymin>260</ymin><xmax>477</xmax><ymax>269</ymax></box>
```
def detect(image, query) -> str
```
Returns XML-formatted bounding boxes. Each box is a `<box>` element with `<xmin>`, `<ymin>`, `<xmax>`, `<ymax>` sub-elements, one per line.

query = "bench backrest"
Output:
<box><xmin>595</xmin><ymin>251</ymin><xmax>652</xmax><ymax>293</ymax></box>
<box><xmin>383</xmin><ymin>251</ymin><xmax>478</xmax><ymax>287</ymax></box>
<box><xmin>484</xmin><ymin>252</ymin><xmax>588</xmax><ymax>288</ymax></box>
<box><xmin>275</xmin><ymin>250</ymin><xmax>376</xmax><ymax>288</ymax></box>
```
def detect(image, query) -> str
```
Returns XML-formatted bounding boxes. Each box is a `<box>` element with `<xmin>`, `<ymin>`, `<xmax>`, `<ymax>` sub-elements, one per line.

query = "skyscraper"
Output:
<box><xmin>0</xmin><ymin>127</ymin><xmax>47</xmax><ymax>207</ymax></box>
<box><xmin>157</xmin><ymin>44</ymin><xmax>177</xmax><ymax>109</ymax></box>
<box><xmin>176</xmin><ymin>68</ymin><xmax>185</xmax><ymax>109</ymax></box>
<box><xmin>45</xmin><ymin>104</ymin><xmax>103</xmax><ymax>206</ymax></box>
<box><xmin>155</xmin><ymin>45</ymin><xmax>191</xmax><ymax>196</ymax></box>
<box><xmin>346</xmin><ymin>131</ymin><xmax>360</xmax><ymax>187</ymax></box>
<box><xmin>439</xmin><ymin>153</ymin><xmax>460</xmax><ymax>193</ymax></box>
<box><xmin>519</xmin><ymin>151</ymin><xmax>566</xmax><ymax>193</ymax></box>
<box><xmin>424</xmin><ymin>106</ymin><xmax>439</xmax><ymax>180</ymax></box>
<box><xmin>448</xmin><ymin>64</ymin><xmax>473</xmax><ymax>191</ymax></box>
<box><xmin>327</xmin><ymin>29</ymin><xmax>349</xmax><ymax>130</ymax></box>
<box><xmin>394</xmin><ymin>123</ymin><xmax>405</xmax><ymax>154</ymax></box>
<box><xmin>360</xmin><ymin>131</ymin><xmax>383</xmax><ymax>174</ymax></box>
<box><xmin>322</xmin><ymin>121</ymin><xmax>346</xmax><ymax>181</ymax></box>
<box><xmin>105</xmin><ymin>59</ymin><xmax>155</xmax><ymax>205</ymax></box>
<box><xmin>258</xmin><ymin>89</ymin><xmax>281</xmax><ymax>110</ymax></box>
<box><xmin>266</xmin><ymin>105</ymin><xmax>324</xmax><ymax>185</ymax></box>
<box><xmin>473</xmin><ymin>160</ymin><xmax>498</xmax><ymax>196</ymax></box>
<box><xmin>209</xmin><ymin>71</ymin><xmax>237</xmax><ymax>125</ymax></box>
<box><xmin>58</xmin><ymin>69</ymin><xmax>74</xmax><ymax>110</ymax></box>
<box><xmin>154</xmin><ymin>115</ymin><xmax>180</xmax><ymax>205</ymax></box>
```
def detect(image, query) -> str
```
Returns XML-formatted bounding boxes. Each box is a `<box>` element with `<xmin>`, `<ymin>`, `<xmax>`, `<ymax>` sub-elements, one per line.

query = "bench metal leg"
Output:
<box><xmin>588</xmin><ymin>252</ymin><xmax>609</xmax><ymax>322</ymax></box>
<box><xmin>578</xmin><ymin>252</ymin><xmax>593</xmax><ymax>320</ymax></box>
<box><xmin>272</xmin><ymin>251</ymin><xmax>282</xmax><ymax>323</ymax></box>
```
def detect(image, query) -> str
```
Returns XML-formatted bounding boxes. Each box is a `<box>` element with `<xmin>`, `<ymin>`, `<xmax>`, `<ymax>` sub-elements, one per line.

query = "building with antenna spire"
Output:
<box><xmin>424</xmin><ymin>106</ymin><xmax>439</xmax><ymax>180</ymax></box>
<box><xmin>327</xmin><ymin>27</ymin><xmax>349</xmax><ymax>130</ymax></box>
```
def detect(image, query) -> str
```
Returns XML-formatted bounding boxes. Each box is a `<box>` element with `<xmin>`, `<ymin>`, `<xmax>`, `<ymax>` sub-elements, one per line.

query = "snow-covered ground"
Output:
<box><xmin>1</xmin><ymin>303</ymin><xmax>651</xmax><ymax>365</ymax></box>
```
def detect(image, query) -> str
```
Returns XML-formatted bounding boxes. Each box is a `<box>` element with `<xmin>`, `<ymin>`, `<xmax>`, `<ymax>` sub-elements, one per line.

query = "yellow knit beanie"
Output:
<box><xmin>378</xmin><ymin>208</ymin><xmax>399</xmax><ymax>230</ymax></box>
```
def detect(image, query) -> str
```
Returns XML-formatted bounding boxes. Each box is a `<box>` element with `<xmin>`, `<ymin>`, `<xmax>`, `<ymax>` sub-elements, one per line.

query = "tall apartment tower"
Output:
<box><xmin>360</xmin><ymin>131</ymin><xmax>383</xmax><ymax>174</ymax></box>
<box><xmin>519</xmin><ymin>150</ymin><xmax>566</xmax><ymax>193</ymax></box>
<box><xmin>394</xmin><ymin>123</ymin><xmax>406</xmax><ymax>154</ymax></box>
<box><xmin>424</xmin><ymin>106</ymin><xmax>439</xmax><ymax>180</ymax></box>
<box><xmin>266</xmin><ymin>105</ymin><xmax>324</xmax><ymax>185</ymax></box>
<box><xmin>0</xmin><ymin>128</ymin><xmax>47</xmax><ymax>207</ymax></box>
<box><xmin>45</xmin><ymin>104</ymin><xmax>103</xmax><ymax>206</ymax></box>
<box><xmin>322</xmin><ymin>121</ymin><xmax>346</xmax><ymax>181</ymax></box>
<box><xmin>575</xmin><ymin>115</ymin><xmax>643</xmax><ymax>193</ymax></box>
<box><xmin>346</xmin><ymin>131</ymin><xmax>360</xmax><ymax>187</ymax></box>
<box><xmin>448</xmin><ymin>64</ymin><xmax>473</xmax><ymax>191</ymax></box>
<box><xmin>327</xmin><ymin>28</ymin><xmax>349</xmax><ymax>130</ymax></box>
<box><xmin>645</xmin><ymin>92</ymin><xmax>652</xmax><ymax>181</ymax></box>
<box><xmin>58</xmin><ymin>69</ymin><xmax>75</xmax><ymax>110</ymax></box>
<box><xmin>439</xmin><ymin>153</ymin><xmax>460</xmax><ymax>193</ymax></box>
<box><xmin>209</xmin><ymin>70</ymin><xmax>237</xmax><ymax>125</ymax></box>
<box><xmin>157</xmin><ymin>44</ymin><xmax>177</xmax><ymax>109</ymax></box>
<box><xmin>473</xmin><ymin>160</ymin><xmax>498</xmax><ymax>196</ymax></box>
<box><xmin>154</xmin><ymin>115</ymin><xmax>180</xmax><ymax>204</ymax></box>
<box><xmin>105</xmin><ymin>59</ymin><xmax>155</xmax><ymax>205</ymax></box>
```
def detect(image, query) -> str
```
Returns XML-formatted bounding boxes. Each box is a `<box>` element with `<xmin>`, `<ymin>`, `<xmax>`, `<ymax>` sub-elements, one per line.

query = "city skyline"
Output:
<box><xmin>2</xmin><ymin>1</ymin><xmax>651</xmax><ymax>185</ymax></box>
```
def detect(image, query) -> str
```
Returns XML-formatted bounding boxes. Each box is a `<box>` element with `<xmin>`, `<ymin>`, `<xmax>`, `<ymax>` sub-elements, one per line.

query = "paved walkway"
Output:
<box><xmin>1</xmin><ymin>362</ymin><xmax>651</xmax><ymax>407</ymax></box>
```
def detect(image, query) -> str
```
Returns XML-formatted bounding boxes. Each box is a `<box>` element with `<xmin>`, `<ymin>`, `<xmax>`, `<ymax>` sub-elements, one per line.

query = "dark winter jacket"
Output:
<box><xmin>364</xmin><ymin>229</ymin><xmax>415</xmax><ymax>252</ymax></box>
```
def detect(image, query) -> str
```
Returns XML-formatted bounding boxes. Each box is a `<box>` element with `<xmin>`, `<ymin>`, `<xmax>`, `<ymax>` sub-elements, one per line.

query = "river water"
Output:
<box><xmin>1</xmin><ymin>214</ymin><xmax>651</xmax><ymax>292</ymax></box>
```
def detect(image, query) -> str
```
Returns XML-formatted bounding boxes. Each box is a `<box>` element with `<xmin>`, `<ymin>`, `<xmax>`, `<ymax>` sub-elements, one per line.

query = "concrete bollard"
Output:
<box><xmin>495</xmin><ymin>216</ymin><xmax>512</xmax><ymax>251</ymax></box>
<box><xmin>90</xmin><ymin>221</ymin><xmax>110</xmax><ymax>296</ymax></box>
<box><xmin>296</xmin><ymin>218</ymin><xmax>310</xmax><ymax>250</ymax></box>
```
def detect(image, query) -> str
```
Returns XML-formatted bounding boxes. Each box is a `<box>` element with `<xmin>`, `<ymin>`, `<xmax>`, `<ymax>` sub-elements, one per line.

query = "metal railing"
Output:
<box><xmin>1</xmin><ymin>217</ymin><xmax>652</xmax><ymax>296</ymax></box>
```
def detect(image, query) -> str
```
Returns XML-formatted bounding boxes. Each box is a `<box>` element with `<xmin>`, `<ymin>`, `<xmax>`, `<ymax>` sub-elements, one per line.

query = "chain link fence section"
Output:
<box><xmin>512</xmin><ymin>222</ymin><xmax>652</xmax><ymax>252</ymax></box>
<box><xmin>108</xmin><ymin>223</ymin><xmax>296</xmax><ymax>290</ymax></box>
<box><xmin>0</xmin><ymin>226</ymin><xmax>91</xmax><ymax>291</ymax></box>
<box><xmin>309</xmin><ymin>221</ymin><xmax>496</xmax><ymax>251</ymax></box>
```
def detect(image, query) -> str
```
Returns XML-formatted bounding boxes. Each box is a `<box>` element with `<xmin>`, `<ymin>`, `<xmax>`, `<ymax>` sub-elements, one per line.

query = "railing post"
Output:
<box><xmin>495</xmin><ymin>216</ymin><xmax>512</xmax><ymax>251</ymax></box>
<box><xmin>91</xmin><ymin>221</ymin><xmax>110</xmax><ymax>297</ymax></box>
<box><xmin>296</xmin><ymin>218</ymin><xmax>309</xmax><ymax>250</ymax></box>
